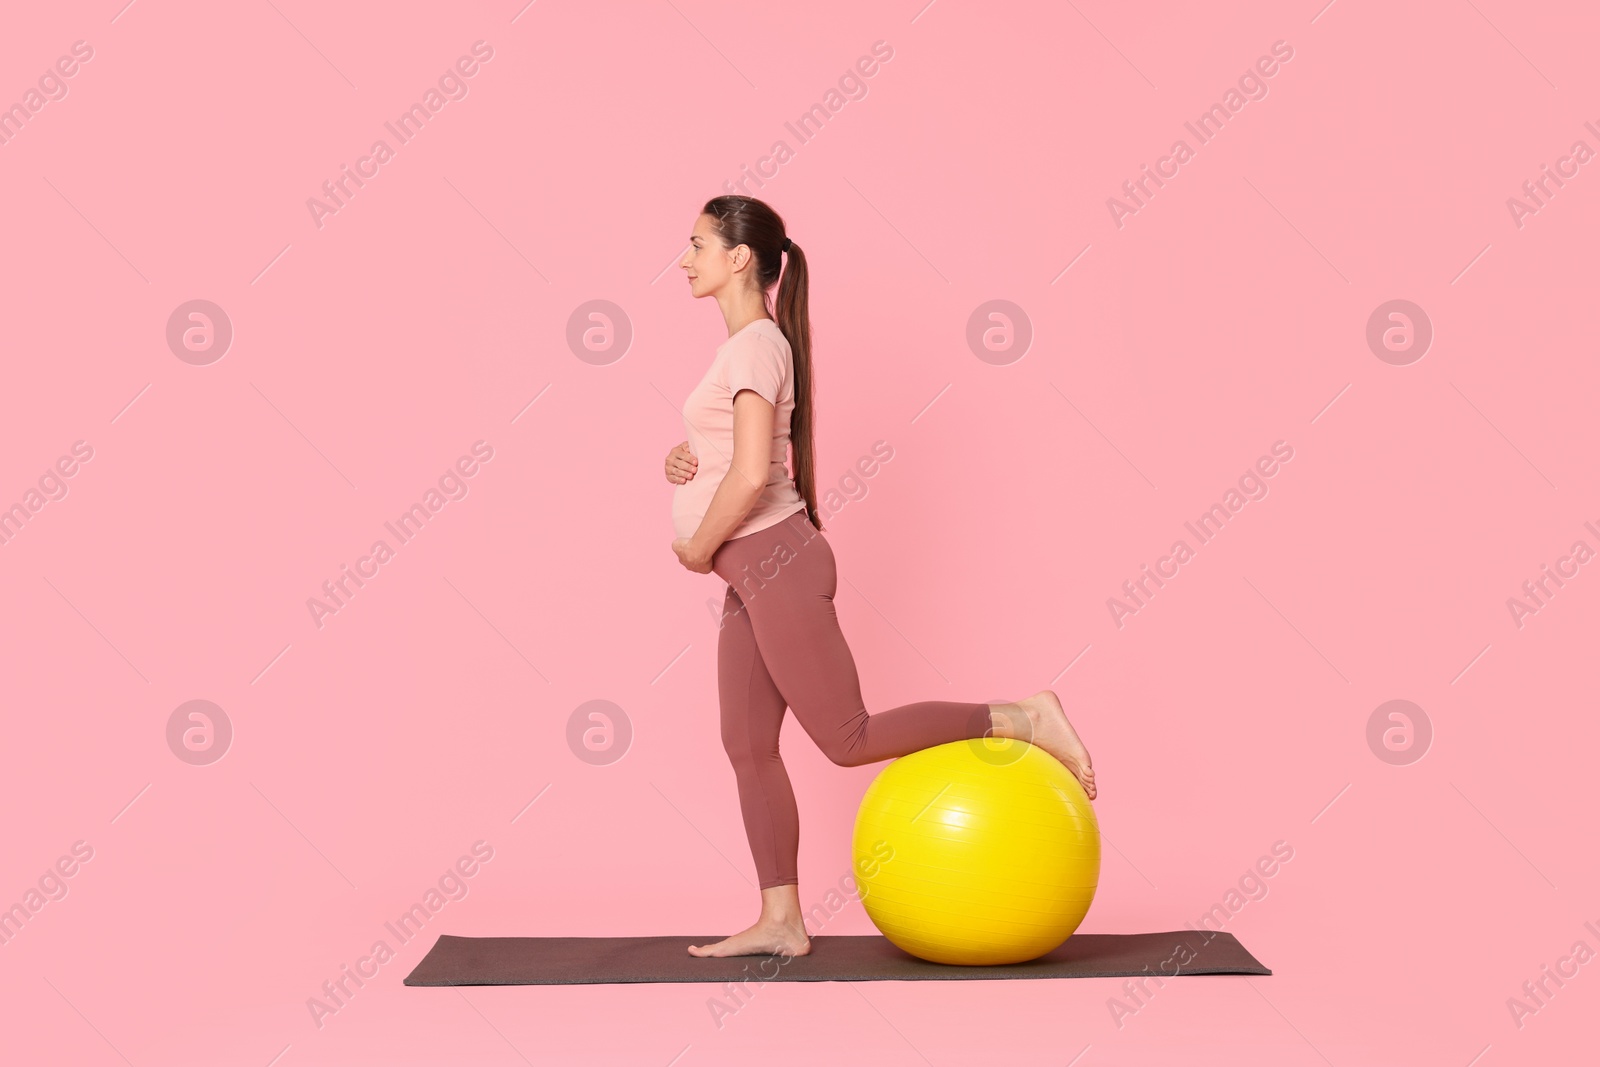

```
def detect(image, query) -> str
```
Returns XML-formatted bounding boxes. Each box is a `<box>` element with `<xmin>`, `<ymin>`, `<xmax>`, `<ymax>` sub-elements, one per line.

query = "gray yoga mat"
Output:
<box><xmin>403</xmin><ymin>929</ymin><xmax>1269</xmax><ymax>986</ymax></box>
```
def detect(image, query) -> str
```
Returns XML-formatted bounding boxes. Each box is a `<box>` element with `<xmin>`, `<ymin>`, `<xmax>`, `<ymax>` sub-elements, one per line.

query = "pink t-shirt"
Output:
<box><xmin>672</xmin><ymin>318</ymin><xmax>808</xmax><ymax>542</ymax></box>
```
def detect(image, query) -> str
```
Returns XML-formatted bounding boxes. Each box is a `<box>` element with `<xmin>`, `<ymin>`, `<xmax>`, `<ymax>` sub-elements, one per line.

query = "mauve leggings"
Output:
<box><xmin>710</xmin><ymin>508</ymin><xmax>995</xmax><ymax>890</ymax></box>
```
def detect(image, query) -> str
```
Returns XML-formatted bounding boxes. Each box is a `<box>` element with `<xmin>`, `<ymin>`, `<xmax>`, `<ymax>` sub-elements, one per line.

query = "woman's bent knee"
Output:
<box><xmin>822</xmin><ymin>742</ymin><xmax>865</xmax><ymax>768</ymax></box>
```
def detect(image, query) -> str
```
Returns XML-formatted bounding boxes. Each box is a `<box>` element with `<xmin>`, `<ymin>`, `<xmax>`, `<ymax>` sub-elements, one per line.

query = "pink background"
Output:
<box><xmin>2</xmin><ymin>1</ymin><xmax>1596</xmax><ymax>1064</ymax></box>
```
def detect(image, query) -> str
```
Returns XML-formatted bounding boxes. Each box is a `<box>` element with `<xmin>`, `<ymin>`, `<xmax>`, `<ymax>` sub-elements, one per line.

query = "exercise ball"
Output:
<box><xmin>851</xmin><ymin>738</ymin><xmax>1099</xmax><ymax>965</ymax></box>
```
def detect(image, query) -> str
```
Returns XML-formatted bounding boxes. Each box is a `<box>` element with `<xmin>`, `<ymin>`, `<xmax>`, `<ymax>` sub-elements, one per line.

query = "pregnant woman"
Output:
<box><xmin>667</xmin><ymin>195</ymin><xmax>1096</xmax><ymax>959</ymax></box>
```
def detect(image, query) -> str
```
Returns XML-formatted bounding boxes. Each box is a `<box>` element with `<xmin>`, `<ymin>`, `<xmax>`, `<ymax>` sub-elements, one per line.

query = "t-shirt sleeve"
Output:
<box><xmin>724</xmin><ymin>333</ymin><xmax>785</xmax><ymax>405</ymax></box>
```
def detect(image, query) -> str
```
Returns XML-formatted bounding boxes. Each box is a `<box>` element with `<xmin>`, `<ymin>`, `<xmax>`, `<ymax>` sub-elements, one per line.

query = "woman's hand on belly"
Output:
<box><xmin>665</xmin><ymin>441</ymin><xmax>698</xmax><ymax>484</ymax></box>
<box><xmin>671</xmin><ymin>537</ymin><xmax>714</xmax><ymax>574</ymax></box>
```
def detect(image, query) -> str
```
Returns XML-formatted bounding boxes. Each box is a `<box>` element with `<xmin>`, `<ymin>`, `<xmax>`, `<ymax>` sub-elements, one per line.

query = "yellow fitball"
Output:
<box><xmin>851</xmin><ymin>738</ymin><xmax>1100</xmax><ymax>966</ymax></box>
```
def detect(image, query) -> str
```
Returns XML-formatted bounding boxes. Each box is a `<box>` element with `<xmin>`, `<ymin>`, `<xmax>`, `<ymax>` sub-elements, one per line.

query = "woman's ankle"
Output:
<box><xmin>988</xmin><ymin>702</ymin><xmax>1031</xmax><ymax>739</ymax></box>
<box><xmin>759</xmin><ymin>884</ymin><xmax>804</xmax><ymax>922</ymax></box>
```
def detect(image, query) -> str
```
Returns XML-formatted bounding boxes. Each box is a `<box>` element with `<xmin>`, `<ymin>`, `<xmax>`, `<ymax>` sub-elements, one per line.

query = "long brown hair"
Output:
<box><xmin>701</xmin><ymin>195</ymin><xmax>821</xmax><ymax>532</ymax></box>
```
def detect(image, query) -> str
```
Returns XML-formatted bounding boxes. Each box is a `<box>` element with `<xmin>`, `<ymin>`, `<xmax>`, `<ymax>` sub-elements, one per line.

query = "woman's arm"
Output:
<box><xmin>685</xmin><ymin>389</ymin><xmax>777</xmax><ymax>563</ymax></box>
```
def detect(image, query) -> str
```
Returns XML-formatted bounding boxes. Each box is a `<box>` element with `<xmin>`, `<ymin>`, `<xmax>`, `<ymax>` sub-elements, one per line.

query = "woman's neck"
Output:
<box><xmin>719</xmin><ymin>294</ymin><xmax>772</xmax><ymax>338</ymax></box>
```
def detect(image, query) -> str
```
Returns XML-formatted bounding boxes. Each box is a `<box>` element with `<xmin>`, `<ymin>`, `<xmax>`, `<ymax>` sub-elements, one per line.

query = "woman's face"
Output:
<box><xmin>680</xmin><ymin>213</ymin><xmax>747</xmax><ymax>299</ymax></box>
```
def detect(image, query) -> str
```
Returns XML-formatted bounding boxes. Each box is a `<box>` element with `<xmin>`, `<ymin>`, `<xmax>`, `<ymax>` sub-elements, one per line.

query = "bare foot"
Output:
<box><xmin>687</xmin><ymin>915</ymin><xmax>812</xmax><ymax>958</ymax></box>
<box><xmin>1013</xmin><ymin>689</ymin><xmax>1096</xmax><ymax>799</ymax></box>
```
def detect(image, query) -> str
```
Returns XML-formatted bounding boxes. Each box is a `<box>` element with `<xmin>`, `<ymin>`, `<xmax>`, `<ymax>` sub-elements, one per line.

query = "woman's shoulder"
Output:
<box><xmin>719</xmin><ymin>317</ymin><xmax>785</xmax><ymax>344</ymax></box>
<box><xmin>719</xmin><ymin>319</ymin><xmax>789</xmax><ymax>362</ymax></box>
<box><xmin>719</xmin><ymin>320</ymin><xmax>792</xmax><ymax>400</ymax></box>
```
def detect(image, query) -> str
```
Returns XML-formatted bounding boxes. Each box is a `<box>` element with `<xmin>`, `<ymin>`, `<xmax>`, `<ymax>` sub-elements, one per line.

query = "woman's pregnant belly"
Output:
<box><xmin>672</xmin><ymin>459</ymin><xmax>801</xmax><ymax>542</ymax></box>
<box><xmin>671</xmin><ymin>465</ymin><xmax>719</xmax><ymax>541</ymax></box>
